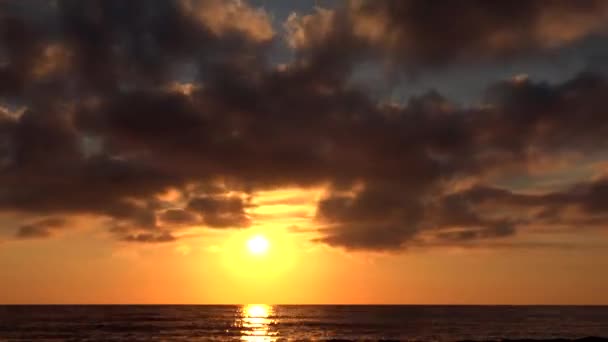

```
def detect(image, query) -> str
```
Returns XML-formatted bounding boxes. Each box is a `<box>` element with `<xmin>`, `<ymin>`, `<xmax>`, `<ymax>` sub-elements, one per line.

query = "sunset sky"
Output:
<box><xmin>1</xmin><ymin>0</ymin><xmax>608</xmax><ymax>304</ymax></box>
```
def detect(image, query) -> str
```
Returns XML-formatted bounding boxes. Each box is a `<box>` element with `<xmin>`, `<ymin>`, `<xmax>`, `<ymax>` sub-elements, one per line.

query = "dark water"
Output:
<box><xmin>0</xmin><ymin>305</ymin><xmax>607</xmax><ymax>341</ymax></box>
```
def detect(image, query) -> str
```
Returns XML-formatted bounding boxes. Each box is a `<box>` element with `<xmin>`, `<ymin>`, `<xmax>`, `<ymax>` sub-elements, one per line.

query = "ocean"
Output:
<box><xmin>0</xmin><ymin>305</ymin><xmax>607</xmax><ymax>341</ymax></box>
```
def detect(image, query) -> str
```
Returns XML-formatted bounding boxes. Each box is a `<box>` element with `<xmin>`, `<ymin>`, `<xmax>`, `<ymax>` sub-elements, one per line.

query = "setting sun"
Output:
<box><xmin>247</xmin><ymin>236</ymin><xmax>270</xmax><ymax>255</ymax></box>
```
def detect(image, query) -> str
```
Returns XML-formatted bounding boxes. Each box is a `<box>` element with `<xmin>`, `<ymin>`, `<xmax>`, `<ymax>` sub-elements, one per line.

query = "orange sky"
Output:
<box><xmin>2</xmin><ymin>0</ymin><xmax>608</xmax><ymax>305</ymax></box>
<box><xmin>1</xmin><ymin>187</ymin><xmax>607</xmax><ymax>304</ymax></box>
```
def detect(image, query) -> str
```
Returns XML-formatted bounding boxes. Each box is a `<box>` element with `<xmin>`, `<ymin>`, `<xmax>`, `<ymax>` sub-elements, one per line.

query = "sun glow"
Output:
<box><xmin>244</xmin><ymin>304</ymin><xmax>271</xmax><ymax>318</ymax></box>
<box><xmin>247</xmin><ymin>236</ymin><xmax>270</xmax><ymax>255</ymax></box>
<box><xmin>214</xmin><ymin>187</ymin><xmax>322</xmax><ymax>283</ymax></box>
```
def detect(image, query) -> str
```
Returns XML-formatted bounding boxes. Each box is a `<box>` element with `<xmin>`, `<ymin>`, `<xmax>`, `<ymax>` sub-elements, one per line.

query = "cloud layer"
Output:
<box><xmin>1</xmin><ymin>0</ymin><xmax>608</xmax><ymax>250</ymax></box>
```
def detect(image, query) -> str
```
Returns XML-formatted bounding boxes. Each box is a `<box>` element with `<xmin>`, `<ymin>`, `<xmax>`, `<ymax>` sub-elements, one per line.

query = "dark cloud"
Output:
<box><xmin>15</xmin><ymin>217</ymin><xmax>67</xmax><ymax>239</ymax></box>
<box><xmin>287</xmin><ymin>0</ymin><xmax>608</xmax><ymax>71</ymax></box>
<box><xmin>160</xmin><ymin>209</ymin><xmax>200</xmax><ymax>225</ymax></box>
<box><xmin>121</xmin><ymin>232</ymin><xmax>176</xmax><ymax>244</ymax></box>
<box><xmin>0</xmin><ymin>0</ymin><xmax>270</xmax><ymax>240</ymax></box>
<box><xmin>1</xmin><ymin>0</ymin><xmax>608</xmax><ymax>251</ymax></box>
<box><xmin>311</xmin><ymin>72</ymin><xmax>608</xmax><ymax>251</ymax></box>
<box><xmin>188</xmin><ymin>196</ymin><xmax>250</xmax><ymax>228</ymax></box>
<box><xmin>314</xmin><ymin>181</ymin><xmax>424</xmax><ymax>251</ymax></box>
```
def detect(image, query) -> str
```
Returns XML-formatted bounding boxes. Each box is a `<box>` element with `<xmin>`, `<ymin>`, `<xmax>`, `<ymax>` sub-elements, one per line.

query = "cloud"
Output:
<box><xmin>15</xmin><ymin>217</ymin><xmax>67</xmax><ymax>239</ymax></box>
<box><xmin>188</xmin><ymin>195</ymin><xmax>250</xmax><ymax>228</ymax></box>
<box><xmin>308</xmin><ymin>71</ymin><xmax>608</xmax><ymax>250</ymax></box>
<box><xmin>1</xmin><ymin>0</ymin><xmax>608</xmax><ymax>251</ymax></box>
<box><xmin>286</xmin><ymin>0</ymin><xmax>608</xmax><ymax>69</ymax></box>
<box><xmin>160</xmin><ymin>209</ymin><xmax>200</xmax><ymax>225</ymax></box>
<box><xmin>181</xmin><ymin>0</ymin><xmax>274</xmax><ymax>43</ymax></box>
<box><xmin>122</xmin><ymin>232</ymin><xmax>176</xmax><ymax>243</ymax></box>
<box><xmin>284</xmin><ymin>8</ymin><xmax>335</xmax><ymax>50</ymax></box>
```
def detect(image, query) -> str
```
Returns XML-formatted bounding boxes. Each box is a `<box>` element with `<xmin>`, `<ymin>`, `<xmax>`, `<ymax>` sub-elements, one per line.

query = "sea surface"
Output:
<box><xmin>0</xmin><ymin>305</ymin><xmax>607</xmax><ymax>341</ymax></box>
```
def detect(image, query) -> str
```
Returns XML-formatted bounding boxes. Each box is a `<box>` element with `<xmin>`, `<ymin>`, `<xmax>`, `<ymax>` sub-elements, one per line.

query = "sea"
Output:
<box><xmin>0</xmin><ymin>305</ymin><xmax>607</xmax><ymax>341</ymax></box>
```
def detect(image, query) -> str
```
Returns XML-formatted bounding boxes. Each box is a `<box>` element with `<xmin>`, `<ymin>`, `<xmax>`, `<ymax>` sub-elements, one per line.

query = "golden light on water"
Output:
<box><xmin>238</xmin><ymin>304</ymin><xmax>277</xmax><ymax>341</ymax></box>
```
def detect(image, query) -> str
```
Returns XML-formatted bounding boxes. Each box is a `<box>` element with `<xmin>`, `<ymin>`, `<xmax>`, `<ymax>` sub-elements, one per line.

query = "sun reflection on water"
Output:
<box><xmin>237</xmin><ymin>304</ymin><xmax>278</xmax><ymax>341</ymax></box>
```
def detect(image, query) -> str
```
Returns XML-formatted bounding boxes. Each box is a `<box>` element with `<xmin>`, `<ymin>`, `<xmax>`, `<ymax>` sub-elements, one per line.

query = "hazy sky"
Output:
<box><xmin>1</xmin><ymin>0</ymin><xmax>608</xmax><ymax>304</ymax></box>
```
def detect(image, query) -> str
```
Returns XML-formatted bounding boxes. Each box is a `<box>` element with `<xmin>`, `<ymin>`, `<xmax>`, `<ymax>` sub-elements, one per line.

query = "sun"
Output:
<box><xmin>247</xmin><ymin>235</ymin><xmax>270</xmax><ymax>255</ymax></box>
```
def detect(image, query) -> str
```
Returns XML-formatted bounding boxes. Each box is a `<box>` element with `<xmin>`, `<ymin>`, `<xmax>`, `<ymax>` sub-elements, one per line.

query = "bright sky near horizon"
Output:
<box><xmin>1</xmin><ymin>0</ymin><xmax>608</xmax><ymax>304</ymax></box>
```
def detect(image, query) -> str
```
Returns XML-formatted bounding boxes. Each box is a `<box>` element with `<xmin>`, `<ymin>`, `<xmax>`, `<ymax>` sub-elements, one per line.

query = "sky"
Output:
<box><xmin>1</xmin><ymin>0</ymin><xmax>608</xmax><ymax>304</ymax></box>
